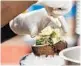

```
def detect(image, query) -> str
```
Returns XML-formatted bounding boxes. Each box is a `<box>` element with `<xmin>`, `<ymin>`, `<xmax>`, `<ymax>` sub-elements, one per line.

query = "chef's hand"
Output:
<box><xmin>10</xmin><ymin>0</ymin><xmax>72</xmax><ymax>37</ymax></box>
<box><xmin>9</xmin><ymin>8</ymin><xmax>50</xmax><ymax>37</ymax></box>
<box><xmin>37</xmin><ymin>0</ymin><xmax>72</xmax><ymax>16</ymax></box>
<box><xmin>37</xmin><ymin>0</ymin><xmax>72</xmax><ymax>32</ymax></box>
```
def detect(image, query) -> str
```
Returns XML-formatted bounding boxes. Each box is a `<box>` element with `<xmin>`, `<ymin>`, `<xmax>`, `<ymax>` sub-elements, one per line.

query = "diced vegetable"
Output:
<box><xmin>36</xmin><ymin>26</ymin><xmax>62</xmax><ymax>45</ymax></box>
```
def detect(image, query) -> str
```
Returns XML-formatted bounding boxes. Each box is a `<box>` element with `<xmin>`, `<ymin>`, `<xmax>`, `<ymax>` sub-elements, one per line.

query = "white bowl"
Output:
<box><xmin>59</xmin><ymin>46</ymin><xmax>81</xmax><ymax>65</ymax></box>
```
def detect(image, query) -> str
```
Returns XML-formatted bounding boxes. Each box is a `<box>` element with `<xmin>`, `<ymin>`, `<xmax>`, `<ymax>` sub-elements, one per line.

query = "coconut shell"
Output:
<box><xmin>32</xmin><ymin>41</ymin><xmax>67</xmax><ymax>56</ymax></box>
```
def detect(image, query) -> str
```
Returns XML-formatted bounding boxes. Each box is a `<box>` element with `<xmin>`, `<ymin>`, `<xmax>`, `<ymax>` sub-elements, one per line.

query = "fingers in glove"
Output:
<box><xmin>29</xmin><ymin>25</ymin><xmax>38</xmax><ymax>38</ymax></box>
<box><xmin>58</xmin><ymin>16</ymin><xmax>68</xmax><ymax>33</ymax></box>
<box><xmin>47</xmin><ymin>16</ymin><xmax>61</xmax><ymax>27</ymax></box>
<box><xmin>38</xmin><ymin>16</ymin><xmax>51</xmax><ymax>32</ymax></box>
<box><xmin>9</xmin><ymin>14</ymin><xmax>30</xmax><ymax>35</ymax></box>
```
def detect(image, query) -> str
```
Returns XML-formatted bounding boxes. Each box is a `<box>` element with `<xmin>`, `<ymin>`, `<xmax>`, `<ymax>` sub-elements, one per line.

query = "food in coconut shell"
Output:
<box><xmin>32</xmin><ymin>26</ymin><xmax>67</xmax><ymax>56</ymax></box>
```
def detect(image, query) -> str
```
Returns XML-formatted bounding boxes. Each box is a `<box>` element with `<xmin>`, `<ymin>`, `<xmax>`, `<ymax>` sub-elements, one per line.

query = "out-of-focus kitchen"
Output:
<box><xmin>1</xmin><ymin>0</ymin><xmax>80</xmax><ymax>66</ymax></box>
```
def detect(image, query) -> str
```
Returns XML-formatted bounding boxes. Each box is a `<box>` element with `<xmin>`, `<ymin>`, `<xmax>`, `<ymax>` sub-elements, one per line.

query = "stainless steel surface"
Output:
<box><xmin>59</xmin><ymin>46</ymin><xmax>81</xmax><ymax>65</ymax></box>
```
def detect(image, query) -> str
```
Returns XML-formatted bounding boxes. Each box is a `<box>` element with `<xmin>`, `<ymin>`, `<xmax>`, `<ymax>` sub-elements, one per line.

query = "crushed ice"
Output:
<box><xmin>20</xmin><ymin>53</ymin><xmax>65</xmax><ymax>66</ymax></box>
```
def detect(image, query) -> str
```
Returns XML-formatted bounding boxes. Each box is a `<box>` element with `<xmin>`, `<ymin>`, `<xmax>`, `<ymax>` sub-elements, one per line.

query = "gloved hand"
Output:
<box><xmin>10</xmin><ymin>0</ymin><xmax>72</xmax><ymax>37</ymax></box>
<box><xmin>37</xmin><ymin>0</ymin><xmax>72</xmax><ymax>16</ymax></box>
<box><xmin>9</xmin><ymin>8</ymin><xmax>51</xmax><ymax>37</ymax></box>
<box><xmin>37</xmin><ymin>0</ymin><xmax>72</xmax><ymax>32</ymax></box>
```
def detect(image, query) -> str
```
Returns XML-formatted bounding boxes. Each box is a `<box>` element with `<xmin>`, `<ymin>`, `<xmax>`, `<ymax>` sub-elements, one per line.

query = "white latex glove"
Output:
<box><xmin>47</xmin><ymin>16</ymin><xmax>68</xmax><ymax>32</ymax></box>
<box><xmin>37</xmin><ymin>0</ymin><xmax>72</xmax><ymax>16</ymax></box>
<box><xmin>10</xmin><ymin>0</ymin><xmax>72</xmax><ymax>37</ymax></box>
<box><xmin>37</xmin><ymin>0</ymin><xmax>72</xmax><ymax>32</ymax></box>
<box><xmin>9</xmin><ymin>8</ymin><xmax>50</xmax><ymax>37</ymax></box>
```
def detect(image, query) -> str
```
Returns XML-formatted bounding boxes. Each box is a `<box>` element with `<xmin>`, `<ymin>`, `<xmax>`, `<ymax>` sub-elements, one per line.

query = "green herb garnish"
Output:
<box><xmin>36</xmin><ymin>40</ymin><xmax>42</xmax><ymax>45</ymax></box>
